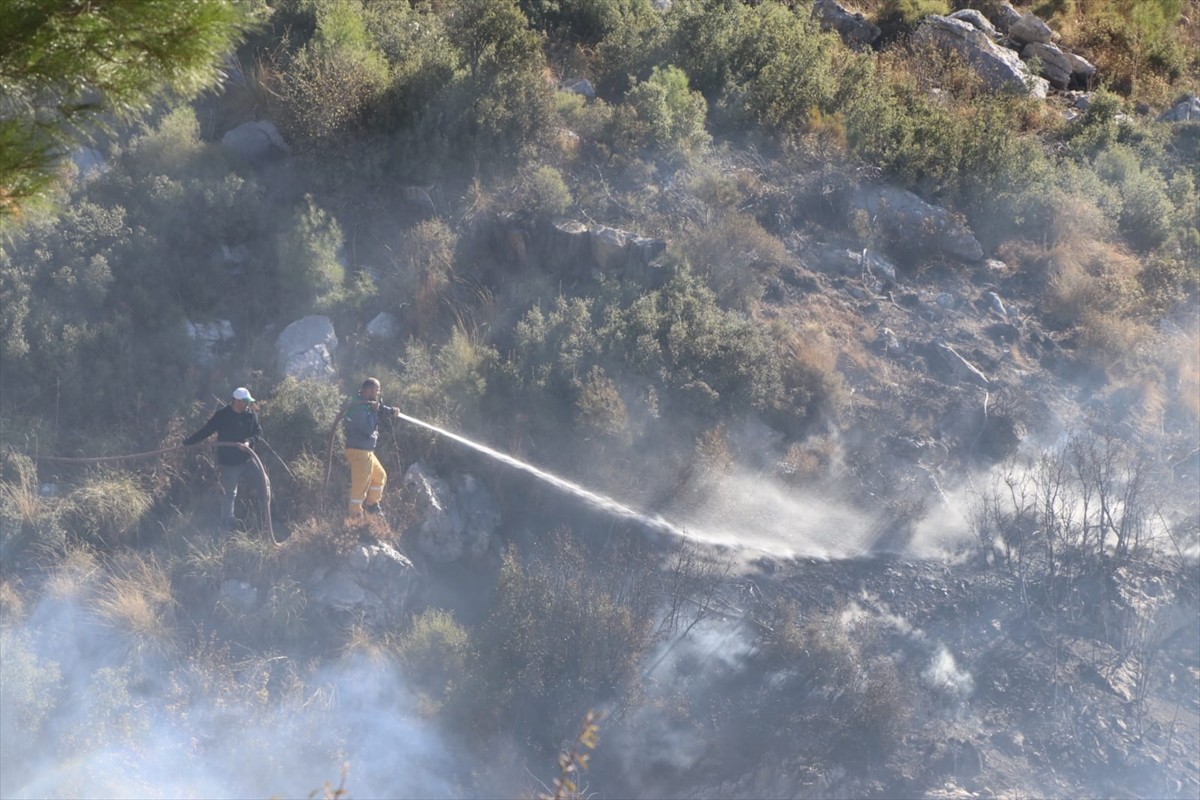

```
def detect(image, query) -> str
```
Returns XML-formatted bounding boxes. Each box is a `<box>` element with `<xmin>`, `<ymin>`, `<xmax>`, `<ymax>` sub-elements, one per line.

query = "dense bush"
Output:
<box><xmin>466</xmin><ymin>531</ymin><xmax>659</xmax><ymax>747</ymax></box>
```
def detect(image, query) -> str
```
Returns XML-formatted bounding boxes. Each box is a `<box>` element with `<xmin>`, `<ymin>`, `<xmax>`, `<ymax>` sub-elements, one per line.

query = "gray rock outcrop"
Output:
<box><xmin>562</xmin><ymin>78</ymin><xmax>596</xmax><ymax>99</ymax></box>
<box><xmin>487</xmin><ymin>214</ymin><xmax>668</xmax><ymax>286</ymax></box>
<box><xmin>1064</xmin><ymin>51</ymin><xmax>1097</xmax><ymax>85</ymax></box>
<box><xmin>366</xmin><ymin>312</ymin><xmax>400</xmax><ymax>341</ymax></box>
<box><xmin>186</xmin><ymin>319</ymin><xmax>235</xmax><ymax>365</ymax></box>
<box><xmin>848</xmin><ymin>184</ymin><xmax>985</xmax><ymax>263</ymax></box>
<box><xmin>948</xmin><ymin>9</ymin><xmax>995</xmax><ymax>37</ymax></box>
<box><xmin>276</xmin><ymin>315</ymin><xmax>337</xmax><ymax>381</ymax></box>
<box><xmin>220</xmin><ymin>120</ymin><xmax>290</xmax><ymax>163</ymax></box>
<box><xmin>1009</xmin><ymin>12</ymin><xmax>1054</xmax><ymax>45</ymax></box>
<box><xmin>913</xmin><ymin>16</ymin><xmax>1048</xmax><ymax>98</ymax></box>
<box><xmin>402</xmin><ymin>462</ymin><xmax>500</xmax><ymax>563</ymax></box>
<box><xmin>1022</xmin><ymin>41</ymin><xmax>1075</xmax><ymax>89</ymax></box>
<box><xmin>811</xmin><ymin>0</ymin><xmax>881</xmax><ymax>50</ymax></box>
<box><xmin>1159</xmin><ymin>94</ymin><xmax>1200</xmax><ymax>122</ymax></box>
<box><xmin>987</xmin><ymin>2</ymin><xmax>1023</xmax><ymax>35</ymax></box>
<box><xmin>308</xmin><ymin>538</ymin><xmax>417</xmax><ymax>624</ymax></box>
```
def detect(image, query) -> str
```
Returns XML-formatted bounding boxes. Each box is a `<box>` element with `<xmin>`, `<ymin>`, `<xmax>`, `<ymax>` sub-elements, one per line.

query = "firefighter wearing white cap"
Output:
<box><xmin>184</xmin><ymin>387</ymin><xmax>263</xmax><ymax>529</ymax></box>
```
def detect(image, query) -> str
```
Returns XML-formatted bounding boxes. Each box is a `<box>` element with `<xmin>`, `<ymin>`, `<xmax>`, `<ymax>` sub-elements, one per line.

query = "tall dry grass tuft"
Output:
<box><xmin>340</xmin><ymin>622</ymin><xmax>398</xmax><ymax>665</ymax></box>
<box><xmin>44</xmin><ymin>545</ymin><xmax>102</xmax><ymax>601</ymax></box>
<box><xmin>65</xmin><ymin>468</ymin><xmax>154</xmax><ymax>547</ymax></box>
<box><xmin>94</xmin><ymin>554</ymin><xmax>177</xmax><ymax>656</ymax></box>
<box><xmin>0</xmin><ymin>452</ymin><xmax>67</xmax><ymax>561</ymax></box>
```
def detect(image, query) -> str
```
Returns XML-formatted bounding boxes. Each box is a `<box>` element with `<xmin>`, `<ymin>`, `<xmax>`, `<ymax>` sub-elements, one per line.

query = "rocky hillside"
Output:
<box><xmin>1</xmin><ymin>1</ymin><xmax>1198</xmax><ymax>798</ymax></box>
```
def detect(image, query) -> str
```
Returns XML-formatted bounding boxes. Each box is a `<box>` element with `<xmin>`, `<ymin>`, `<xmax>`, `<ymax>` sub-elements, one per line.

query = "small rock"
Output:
<box><xmin>561</xmin><ymin>78</ymin><xmax>596</xmax><ymax>99</ymax></box>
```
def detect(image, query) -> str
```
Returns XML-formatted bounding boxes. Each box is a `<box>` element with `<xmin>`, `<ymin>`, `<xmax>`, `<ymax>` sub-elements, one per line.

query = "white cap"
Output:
<box><xmin>232</xmin><ymin>387</ymin><xmax>255</xmax><ymax>402</ymax></box>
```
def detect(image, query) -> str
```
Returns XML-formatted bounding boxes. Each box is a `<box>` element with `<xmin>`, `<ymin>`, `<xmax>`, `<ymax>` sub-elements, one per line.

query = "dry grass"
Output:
<box><xmin>340</xmin><ymin>622</ymin><xmax>398</xmax><ymax>665</ymax></box>
<box><xmin>43</xmin><ymin>545</ymin><xmax>101</xmax><ymax>601</ymax></box>
<box><xmin>0</xmin><ymin>579</ymin><xmax>25</xmax><ymax>624</ymax></box>
<box><xmin>93</xmin><ymin>554</ymin><xmax>177</xmax><ymax>655</ymax></box>
<box><xmin>65</xmin><ymin>468</ymin><xmax>153</xmax><ymax>546</ymax></box>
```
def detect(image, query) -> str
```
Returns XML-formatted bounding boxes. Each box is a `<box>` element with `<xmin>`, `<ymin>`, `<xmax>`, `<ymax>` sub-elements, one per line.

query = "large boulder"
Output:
<box><xmin>1021</xmin><ymin>41</ymin><xmax>1075</xmax><ymax>90</ymax></box>
<box><xmin>913</xmin><ymin>16</ymin><xmax>1048</xmax><ymax>98</ymax></box>
<box><xmin>811</xmin><ymin>0</ymin><xmax>880</xmax><ymax>50</ymax></box>
<box><xmin>1008</xmin><ymin>12</ymin><xmax>1054</xmax><ymax>45</ymax></box>
<box><xmin>987</xmin><ymin>2</ymin><xmax>1023</xmax><ymax>35</ymax></box>
<box><xmin>220</xmin><ymin>120</ymin><xmax>289</xmax><ymax>163</ymax></box>
<box><xmin>402</xmin><ymin>462</ymin><xmax>500</xmax><ymax>563</ymax></box>
<box><xmin>948</xmin><ymin>9</ymin><xmax>995</xmax><ymax>37</ymax></box>
<box><xmin>1064</xmin><ymin>51</ymin><xmax>1097</xmax><ymax>85</ymax></box>
<box><xmin>366</xmin><ymin>312</ymin><xmax>400</xmax><ymax>341</ymax></box>
<box><xmin>561</xmin><ymin>77</ymin><xmax>596</xmax><ymax>100</ymax></box>
<box><xmin>848</xmin><ymin>184</ymin><xmax>985</xmax><ymax>263</ymax></box>
<box><xmin>545</xmin><ymin>219</ymin><xmax>593</xmax><ymax>278</ymax></box>
<box><xmin>276</xmin><ymin>315</ymin><xmax>337</xmax><ymax>381</ymax></box>
<box><xmin>485</xmin><ymin>214</ymin><xmax>667</xmax><ymax>286</ymax></box>
<box><xmin>308</xmin><ymin>538</ymin><xmax>417</xmax><ymax>624</ymax></box>
<box><xmin>590</xmin><ymin>225</ymin><xmax>667</xmax><ymax>281</ymax></box>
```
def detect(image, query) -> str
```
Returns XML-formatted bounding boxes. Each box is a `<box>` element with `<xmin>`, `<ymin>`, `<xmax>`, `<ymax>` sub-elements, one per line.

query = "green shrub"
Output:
<box><xmin>467</xmin><ymin>532</ymin><xmax>657</xmax><ymax>746</ymax></box>
<box><xmin>395</xmin><ymin>328</ymin><xmax>499</xmax><ymax>430</ymax></box>
<box><xmin>574</xmin><ymin>365</ymin><xmax>630</xmax><ymax>444</ymax></box>
<box><xmin>275</xmin><ymin>194</ymin><xmax>347</xmax><ymax>314</ymax></box>
<box><xmin>677</xmin><ymin>212</ymin><xmax>791</xmax><ymax>310</ymax></box>
<box><xmin>272</xmin><ymin>0</ymin><xmax>391</xmax><ymax>144</ymax></box>
<box><xmin>515</xmin><ymin>165</ymin><xmax>574</xmax><ymax>216</ymax></box>
<box><xmin>874</xmin><ymin>0</ymin><xmax>950</xmax><ymax>35</ymax></box>
<box><xmin>621</xmin><ymin>65</ymin><xmax>711</xmax><ymax>163</ymax></box>
<box><xmin>379</xmin><ymin>219</ymin><xmax>458</xmax><ymax>335</ymax></box>
<box><xmin>397</xmin><ymin>608</ymin><xmax>472</xmax><ymax>714</ymax></box>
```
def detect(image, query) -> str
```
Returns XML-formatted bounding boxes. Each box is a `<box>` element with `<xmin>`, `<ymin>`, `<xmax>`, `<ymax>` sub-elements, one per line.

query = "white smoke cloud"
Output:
<box><xmin>1</xmin><ymin>595</ymin><xmax>462</xmax><ymax>800</ymax></box>
<box><xmin>667</xmin><ymin>472</ymin><xmax>876</xmax><ymax>561</ymax></box>
<box><xmin>923</xmin><ymin>646</ymin><xmax>975</xmax><ymax>700</ymax></box>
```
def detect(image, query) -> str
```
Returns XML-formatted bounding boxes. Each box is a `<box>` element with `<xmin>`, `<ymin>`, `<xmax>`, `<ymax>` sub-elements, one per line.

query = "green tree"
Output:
<box><xmin>0</xmin><ymin>0</ymin><xmax>251</xmax><ymax>217</ymax></box>
<box><xmin>622</xmin><ymin>65</ymin><xmax>711</xmax><ymax>162</ymax></box>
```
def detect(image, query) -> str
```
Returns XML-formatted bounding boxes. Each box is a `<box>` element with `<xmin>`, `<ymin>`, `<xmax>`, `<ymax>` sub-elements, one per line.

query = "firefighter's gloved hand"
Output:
<box><xmin>393</xmin><ymin>407</ymin><xmax>402</xmax><ymax>418</ymax></box>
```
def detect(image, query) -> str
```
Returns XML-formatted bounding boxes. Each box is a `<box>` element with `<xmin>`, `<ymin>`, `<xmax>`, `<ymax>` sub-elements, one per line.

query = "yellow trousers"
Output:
<box><xmin>344</xmin><ymin>448</ymin><xmax>386</xmax><ymax>515</ymax></box>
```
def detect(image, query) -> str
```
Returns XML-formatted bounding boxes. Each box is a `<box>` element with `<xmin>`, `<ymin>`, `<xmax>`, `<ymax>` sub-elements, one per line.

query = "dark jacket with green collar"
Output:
<box><xmin>343</xmin><ymin>398</ymin><xmax>397</xmax><ymax>451</ymax></box>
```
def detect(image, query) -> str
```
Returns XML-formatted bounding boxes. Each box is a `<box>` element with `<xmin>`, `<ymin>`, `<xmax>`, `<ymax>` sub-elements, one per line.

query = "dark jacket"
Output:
<box><xmin>343</xmin><ymin>399</ymin><xmax>397</xmax><ymax>451</ymax></box>
<box><xmin>184</xmin><ymin>404</ymin><xmax>262</xmax><ymax>465</ymax></box>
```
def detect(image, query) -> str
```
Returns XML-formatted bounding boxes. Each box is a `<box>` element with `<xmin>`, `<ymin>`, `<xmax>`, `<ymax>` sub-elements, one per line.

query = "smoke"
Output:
<box><xmin>923</xmin><ymin>646</ymin><xmax>975</xmax><ymax>700</ymax></box>
<box><xmin>665</xmin><ymin>470</ymin><xmax>977</xmax><ymax>562</ymax></box>
<box><xmin>1</xmin><ymin>594</ymin><xmax>462</xmax><ymax>800</ymax></box>
<box><xmin>604</xmin><ymin>619</ymin><xmax>758</xmax><ymax>787</ymax></box>
<box><xmin>666</xmin><ymin>472</ymin><xmax>875</xmax><ymax>560</ymax></box>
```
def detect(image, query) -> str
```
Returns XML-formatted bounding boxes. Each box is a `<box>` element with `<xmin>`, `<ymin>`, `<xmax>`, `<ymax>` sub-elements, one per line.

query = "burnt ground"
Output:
<box><xmin>585</xmin><ymin>552</ymin><xmax>1200</xmax><ymax>800</ymax></box>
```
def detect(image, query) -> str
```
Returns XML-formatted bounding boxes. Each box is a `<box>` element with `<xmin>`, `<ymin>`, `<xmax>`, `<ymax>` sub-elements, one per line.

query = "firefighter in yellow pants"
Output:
<box><xmin>342</xmin><ymin>378</ymin><xmax>401</xmax><ymax>517</ymax></box>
